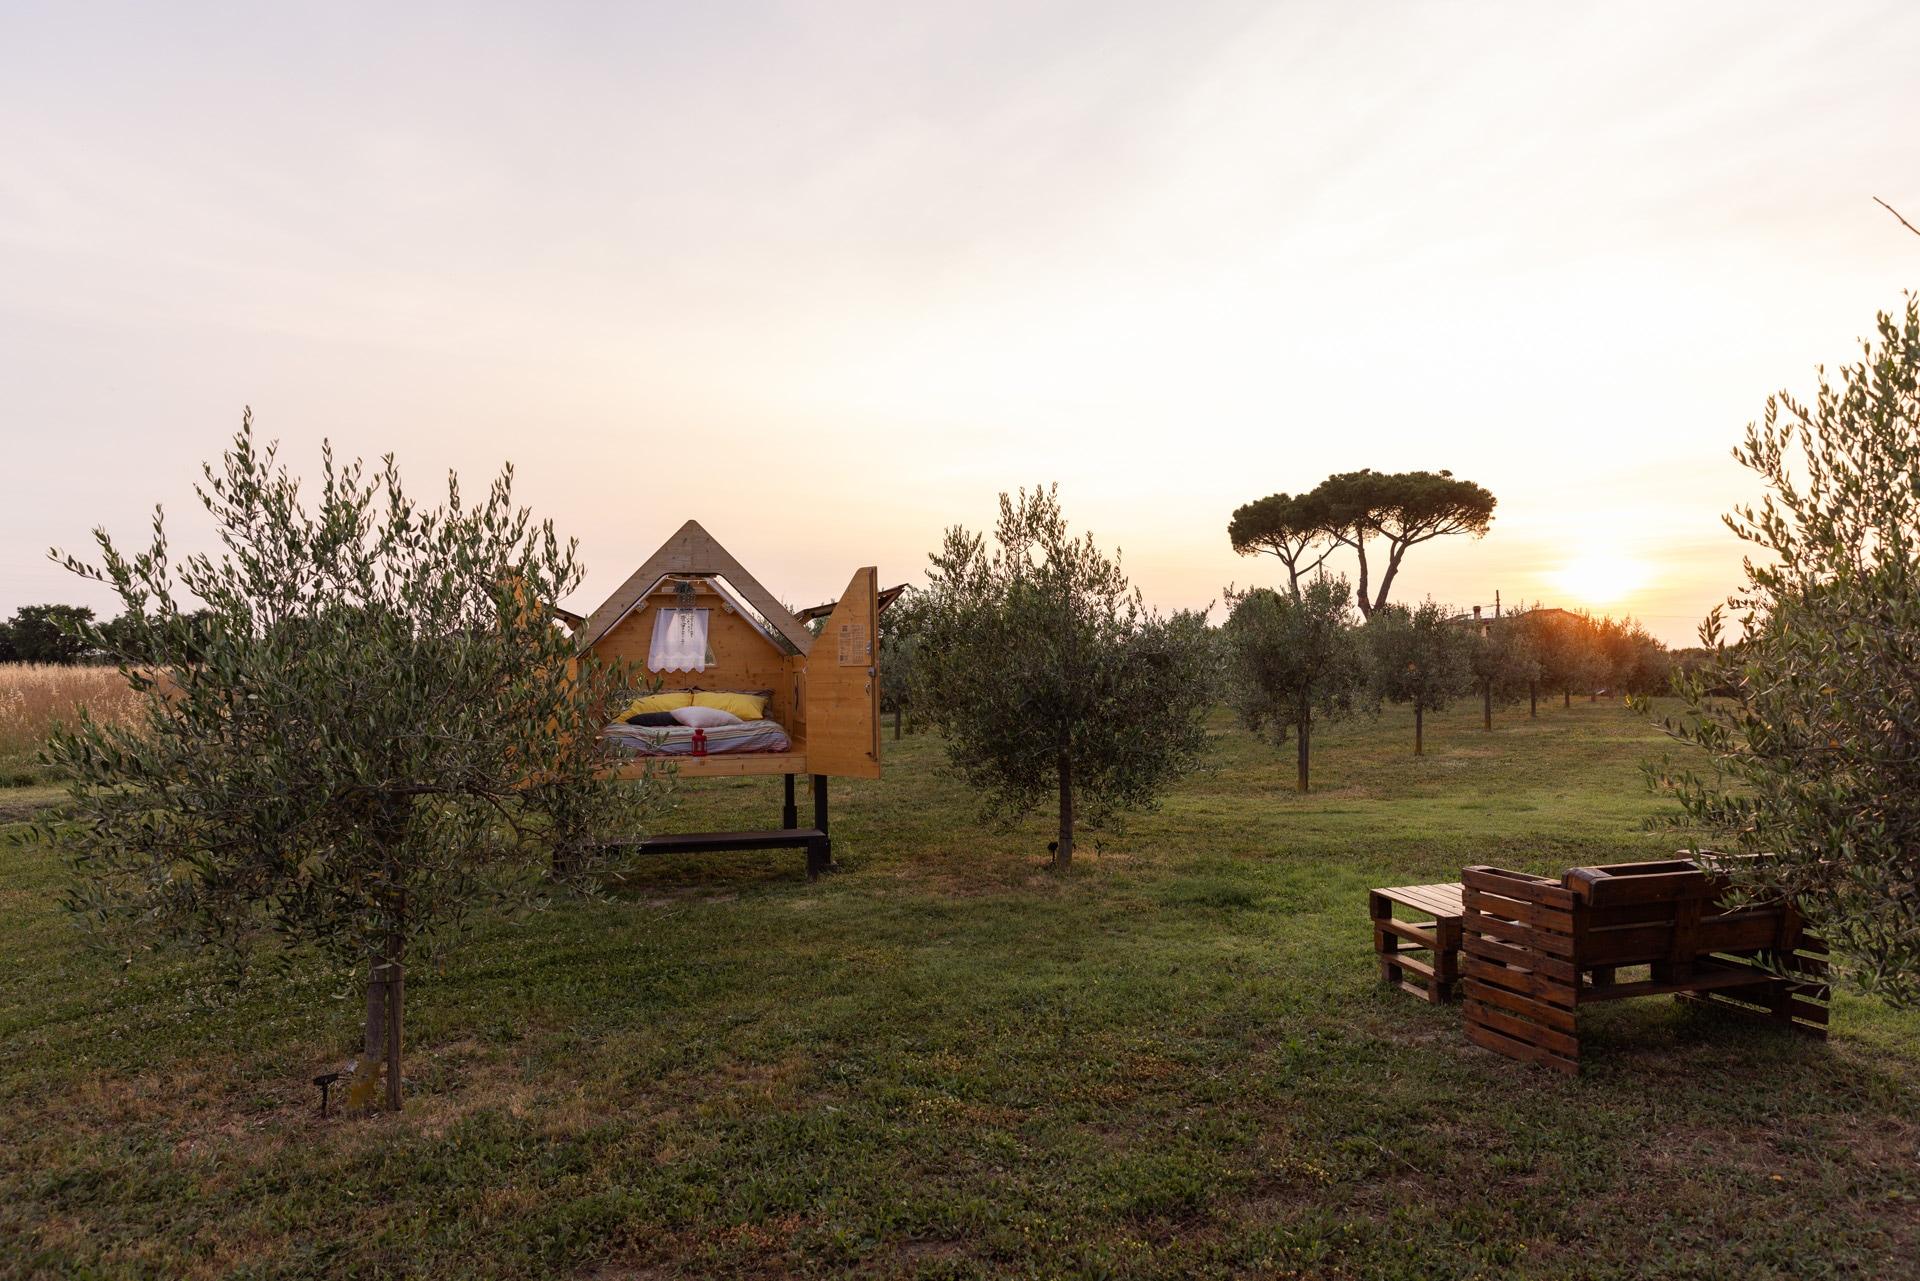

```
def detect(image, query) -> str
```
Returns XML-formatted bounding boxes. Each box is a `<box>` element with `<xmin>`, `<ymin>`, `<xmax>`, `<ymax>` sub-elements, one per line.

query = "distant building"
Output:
<box><xmin>1446</xmin><ymin>600</ymin><xmax>1580</xmax><ymax>635</ymax></box>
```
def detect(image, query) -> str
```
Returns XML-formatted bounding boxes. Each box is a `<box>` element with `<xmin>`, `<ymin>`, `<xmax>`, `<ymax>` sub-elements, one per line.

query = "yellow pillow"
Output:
<box><xmin>693</xmin><ymin>690</ymin><xmax>768</xmax><ymax>721</ymax></box>
<box><xmin>621</xmin><ymin>690</ymin><xmax>693</xmax><ymax>718</ymax></box>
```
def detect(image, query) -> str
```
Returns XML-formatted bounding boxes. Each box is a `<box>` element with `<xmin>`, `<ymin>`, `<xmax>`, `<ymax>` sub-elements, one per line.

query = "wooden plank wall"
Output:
<box><xmin>1460</xmin><ymin>867</ymin><xmax>1581</xmax><ymax>1076</ymax></box>
<box><xmin>802</xmin><ymin>568</ymin><xmax>880</xmax><ymax>779</ymax></box>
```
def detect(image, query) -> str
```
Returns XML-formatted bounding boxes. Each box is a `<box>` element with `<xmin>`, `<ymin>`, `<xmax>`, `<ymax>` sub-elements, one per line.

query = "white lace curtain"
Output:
<box><xmin>648</xmin><ymin>608</ymin><xmax>710</xmax><ymax>672</ymax></box>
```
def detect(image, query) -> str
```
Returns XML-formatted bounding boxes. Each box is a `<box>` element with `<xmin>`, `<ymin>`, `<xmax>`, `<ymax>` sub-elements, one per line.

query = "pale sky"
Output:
<box><xmin>4</xmin><ymin>2</ymin><xmax>1917</xmax><ymax>644</ymax></box>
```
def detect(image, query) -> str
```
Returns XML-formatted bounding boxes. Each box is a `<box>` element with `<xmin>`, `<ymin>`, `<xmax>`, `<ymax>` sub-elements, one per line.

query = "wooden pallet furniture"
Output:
<box><xmin>1370</xmin><ymin>882</ymin><xmax>1465</xmax><ymax>1003</ymax></box>
<box><xmin>1459</xmin><ymin>859</ymin><xmax>1829</xmax><ymax>1075</ymax></box>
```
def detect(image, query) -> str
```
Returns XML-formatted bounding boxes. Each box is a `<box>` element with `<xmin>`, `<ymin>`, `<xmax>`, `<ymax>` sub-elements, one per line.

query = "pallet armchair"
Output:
<box><xmin>1459</xmin><ymin>859</ymin><xmax>1829</xmax><ymax>1075</ymax></box>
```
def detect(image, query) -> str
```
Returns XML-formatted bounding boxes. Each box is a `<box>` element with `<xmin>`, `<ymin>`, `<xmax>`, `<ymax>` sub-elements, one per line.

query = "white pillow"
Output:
<box><xmin>670</xmin><ymin>704</ymin><xmax>742</xmax><ymax>728</ymax></box>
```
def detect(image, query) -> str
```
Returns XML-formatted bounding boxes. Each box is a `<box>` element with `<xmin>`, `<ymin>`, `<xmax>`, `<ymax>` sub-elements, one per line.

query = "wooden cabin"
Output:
<box><xmin>576</xmin><ymin>520</ymin><xmax>881</xmax><ymax>781</ymax></box>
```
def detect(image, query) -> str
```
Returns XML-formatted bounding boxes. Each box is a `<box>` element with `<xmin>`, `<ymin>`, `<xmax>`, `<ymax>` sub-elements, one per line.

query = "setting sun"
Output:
<box><xmin>1552</xmin><ymin>549</ymin><xmax>1652</xmax><ymax>606</ymax></box>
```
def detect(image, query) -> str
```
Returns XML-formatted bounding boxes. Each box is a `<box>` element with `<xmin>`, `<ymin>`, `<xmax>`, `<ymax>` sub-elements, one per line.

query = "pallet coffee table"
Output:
<box><xmin>1369</xmin><ymin>882</ymin><xmax>1465</xmax><ymax>1003</ymax></box>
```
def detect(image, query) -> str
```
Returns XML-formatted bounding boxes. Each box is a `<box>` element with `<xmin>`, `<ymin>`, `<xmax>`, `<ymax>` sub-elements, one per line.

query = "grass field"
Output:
<box><xmin>4</xmin><ymin>699</ymin><xmax>1918</xmax><ymax>1279</ymax></box>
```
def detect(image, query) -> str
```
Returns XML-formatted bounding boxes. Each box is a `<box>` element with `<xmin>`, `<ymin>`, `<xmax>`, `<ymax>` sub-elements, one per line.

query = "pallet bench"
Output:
<box><xmin>1369</xmin><ymin>882</ymin><xmax>1465</xmax><ymax>1003</ymax></box>
<box><xmin>1458</xmin><ymin>860</ymin><xmax>1829</xmax><ymax>1075</ymax></box>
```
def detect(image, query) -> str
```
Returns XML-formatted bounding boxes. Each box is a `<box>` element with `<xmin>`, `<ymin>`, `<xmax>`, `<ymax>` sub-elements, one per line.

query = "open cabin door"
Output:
<box><xmin>803</xmin><ymin>567</ymin><xmax>881</xmax><ymax>779</ymax></box>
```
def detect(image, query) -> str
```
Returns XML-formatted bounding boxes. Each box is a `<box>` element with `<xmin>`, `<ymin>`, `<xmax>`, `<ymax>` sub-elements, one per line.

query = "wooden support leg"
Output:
<box><xmin>1370</xmin><ymin>892</ymin><xmax>1398</xmax><ymax>986</ymax></box>
<box><xmin>1371</xmin><ymin>891</ymin><xmax>1455</xmax><ymax>1003</ymax></box>
<box><xmin>782</xmin><ymin>773</ymin><xmax>798</xmax><ymax>830</ymax></box>
<box><xmin>1767</xmin><ymin>966</ymin><xmax>1794</xmax><ymax>1028</ymax></box>
<box><xmin>809</xmin><ymin>774</ymin><xmax>833</xmax><ymax>876</ymax></box>
<box><xmin>1433</xmin><ymin>916</ymin><xmax>1461</xmax><ymax>1003</ymax></box>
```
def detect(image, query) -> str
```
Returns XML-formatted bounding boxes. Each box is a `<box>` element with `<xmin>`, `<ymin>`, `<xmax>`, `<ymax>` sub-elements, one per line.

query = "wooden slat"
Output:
<box><xmin>1787</xmin><ymin>998</ymin><xmax>1830</xmax><ymax>1025</ymax></box>
<box><xmin>1680</xmin><ymin>991</ymin><xmax>1830</xmax><ymax>1039</ymax></box>
<box><xmin>1465</xmin><ymin>1020</ymin><xmax>1579</xmax><ymax>1075</ymax></box>
<box><xmin>1462</xmin><ymin>977</ymin><xmax>1577</xmax><ymax>1031</ymax></box>
<box><xmin>1463</xmin><ymin>933</ymin><xmax>1579</xmax><ymax>983</ymax></box>
<box><xmin>1375</xmin><ymin>917</ymin><xmax>1440</xmax><ymax>949</ymax></box>
<box><xmin>1386</xmin><ymin>952</ymin><xmax>1439</xmax><ymax>982</ymax></box>
<box><xmin>1464</xmin><ymin>889</ymin><xmax>1573</xmax><ymax>933</ymax></box>
<box><xmin>1568</xmin><ymin>868</ymin><xmax>1712</xmax><ymax>907</ymax></box>
<box><xmin>1465</xmin><ymin>998</ymin><xmax>1581</xmax><ymax>1058</ymax></box>
<box><xmin>1461</xmin><ymin>955</ymin><xmax>1577</xmax><ymax>1008</ymax></box>
<box><xmin>1574</xmin><ymin>963</ymin><xmax>1780</xmax><ymax>1003</ymax></box>
<box><xmin>1577</xmin><ymin>922</ymin><xmax>1687</xmax><ymax>966</ymax></box>
<box><xmin>1375</xmin><ymin>884</ymin><xmax>1465</xmax><ymax>917</ymax></box>
<box><xmin>1463</xmin><ymin>867</ymin><xmax>1575</xmax><ymax>909</ymax></box>
<box><xmin>1582</xmin><ymin>901</ymin><xmax>1692</xmax><ymax>928</ymax></box>
<box><xmin>1465</xmin><ymin>911</ymin><xmax>1578</xmax><ymax>958</ymax></box>
<box><xmin>1695</xmin><ymin>913</ymin><xmax>1794</xmax><ymax>953</ymax></box>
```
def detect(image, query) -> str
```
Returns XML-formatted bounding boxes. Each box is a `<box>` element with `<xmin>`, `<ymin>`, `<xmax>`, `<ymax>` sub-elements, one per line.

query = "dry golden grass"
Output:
<box><xmin>0</xmin><ymin>662</ymin><xmax>143</xmax><ymax>764</ymax></box>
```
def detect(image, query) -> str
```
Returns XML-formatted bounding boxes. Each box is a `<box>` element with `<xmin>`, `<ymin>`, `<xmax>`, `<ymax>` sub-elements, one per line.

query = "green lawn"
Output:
<box><xmin>4</xmin><ymin>701</ymin><xmax>1918</xmax><ymax>1279</ymax></box>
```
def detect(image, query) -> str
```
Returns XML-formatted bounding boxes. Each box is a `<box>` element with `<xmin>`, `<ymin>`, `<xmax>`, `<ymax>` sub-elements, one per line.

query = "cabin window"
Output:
<box><xmin>648</xmin><ymin>608</ymin><xmax>712</xmax><ymax>672</ymax></box>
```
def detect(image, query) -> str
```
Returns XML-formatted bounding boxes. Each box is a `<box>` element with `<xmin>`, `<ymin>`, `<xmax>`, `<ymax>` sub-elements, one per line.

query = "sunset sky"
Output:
<box><xmin>4</xmin><ymin>2</ymin><xmax>1918</xmax><ymax>644</ymax></box>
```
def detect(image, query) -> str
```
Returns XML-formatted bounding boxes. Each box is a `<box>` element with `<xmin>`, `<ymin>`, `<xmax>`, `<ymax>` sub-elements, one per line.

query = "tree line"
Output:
<box><xmin>896</xmin><ymin>502</ymin><xmax>1672</xmax><ymax>820</ymax></box>
<box><xmin>0</xmin><ymin>603</ymin><xmax>216</xmax><ymax>665</ymax></box>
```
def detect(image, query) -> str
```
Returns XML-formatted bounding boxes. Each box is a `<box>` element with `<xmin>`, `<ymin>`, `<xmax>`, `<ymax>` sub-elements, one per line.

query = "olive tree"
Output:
<box><xmin>1525</xmin><ymin>609</ymin><xmax>1606</xmax><ymax>710</ymax></box>
<box><xmin>914</xmin><ymin>485</ymin><xmax>1214</xmax><ymax>870</ymax></box>
<box><xmin>1468</xmin><ymin>618</ymin><xmax>1539</xmax><ymax>731</ymax></box>
<box><xmin>43</xmin><ymin>415</ymin><xmax>657</xmax><ymax>1110</ymax></box>
<box><xmin>1365</xmin><ymin>598</ymin><xmax>1471</xmax><ymax>755</ymax></box>
<box><xmin>1654</xmin><ymin>295</ymin><xmax>1920</xmax><ymax>1006</ymax></box>
<box><xmin>878</xmin><ymin>587</ymin><xmax>927</xmax><ymax>740</ymax></box>
<box><xmin>1593</xmin><ymin>615</ymin><xmax>1671</xmax><ymax>696</ymax></box>
<box><xmin>1221</xmin><ymin>574</ymin><xmax>1372</xmax><ymax>791</ymax></box>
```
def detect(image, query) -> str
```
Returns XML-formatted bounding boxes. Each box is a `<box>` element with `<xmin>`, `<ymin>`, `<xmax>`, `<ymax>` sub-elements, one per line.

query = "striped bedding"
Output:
<box><xmin>603</xmin><ymin>719</ymin><xmax>793</xmax><ymax>757</ymax></box>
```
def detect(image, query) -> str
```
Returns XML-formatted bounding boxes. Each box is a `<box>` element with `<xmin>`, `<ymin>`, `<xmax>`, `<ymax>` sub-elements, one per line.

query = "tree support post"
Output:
<box><xmin>782</xmin><ymin>773</ymin><xmax>798</xmax><ymax>830</ymax></box>
<box><xmin>1054</xmin><ymin>747</ymin><xmax>1074</xmax><ymax>870</ymax></box>
<box><xmin>384</xmin><ymin>956</ymin><xmax>403</xmax><ymax>1112</ymax></box>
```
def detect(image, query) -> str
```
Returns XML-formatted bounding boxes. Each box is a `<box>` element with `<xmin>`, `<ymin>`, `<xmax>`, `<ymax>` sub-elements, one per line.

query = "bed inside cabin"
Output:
<box><xmin>587</xmin><ymin>573</ymin><xmax>805</xmax><ymax>771</ymax></box>
<box><xmin>576</xmin><ymin>522</ymin><xmax>882</xmax><ymax>782</ymax></box>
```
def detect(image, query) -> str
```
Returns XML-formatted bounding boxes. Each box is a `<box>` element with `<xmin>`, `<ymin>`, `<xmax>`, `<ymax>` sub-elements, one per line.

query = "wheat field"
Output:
<box><xmin>0</xmin><ymin>663</ymin><xmax>143</xmax><ymax>775</ymax></box>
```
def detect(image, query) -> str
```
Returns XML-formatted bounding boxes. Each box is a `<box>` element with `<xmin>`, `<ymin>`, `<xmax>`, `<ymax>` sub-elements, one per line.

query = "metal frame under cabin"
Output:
<box><xmin>576</xmin><ymin>519</ymin><xmax>882</xmax><ymax>877</ymax></box>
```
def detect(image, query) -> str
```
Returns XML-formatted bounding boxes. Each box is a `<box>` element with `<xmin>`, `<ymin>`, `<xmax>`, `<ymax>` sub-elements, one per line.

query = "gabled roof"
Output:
<box><xmin>577</xmin><ymin>519</ymin><xmax>814</xmax><ymax>654</ymax></box>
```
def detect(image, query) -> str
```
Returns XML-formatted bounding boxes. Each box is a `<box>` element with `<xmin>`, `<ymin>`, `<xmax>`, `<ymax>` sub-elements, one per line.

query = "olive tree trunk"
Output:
<box><xmin>1296</xmin><ymin>702</ymin><xmax>1312</xmax><ymax>792</ymax></box>
<box><xmin>365</xmin><ymin>811</ymin><xmax>408</xmax><ymax>1112</ymax></box>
